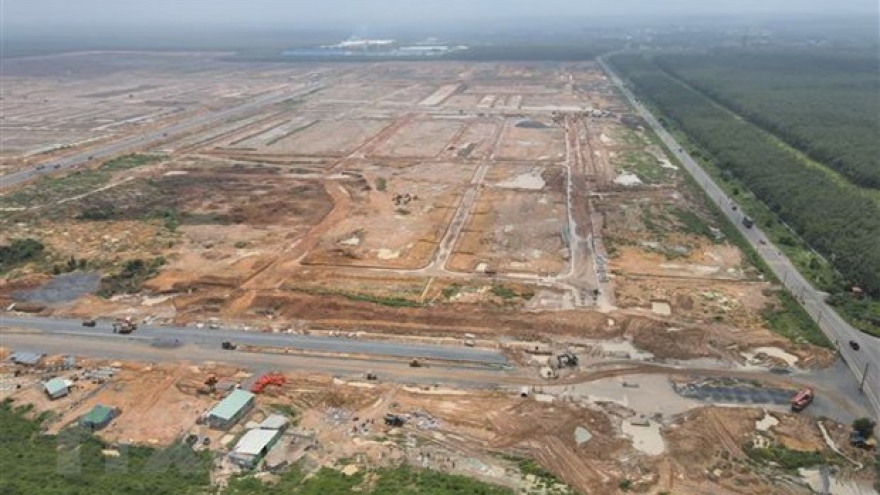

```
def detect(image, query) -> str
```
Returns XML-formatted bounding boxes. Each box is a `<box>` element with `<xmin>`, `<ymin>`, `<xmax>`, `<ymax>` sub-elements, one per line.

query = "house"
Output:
<box><xmin>207</xmin><ymin>389</ymin><xmax>255</xmax><ymax>429</ymax></box>
<box><xmin>43</xmin><ymin>377</ymin><xmax>73</xmax><ymax>399</ymax></box>
<box><xmin>228</xmin><ymin>428</ymin><xmax>282</xmax><ymax>469</ymax></box>
<box><xmin>80</xmin><ymin>405</ymin><xmax>118</xmax><ymax>431</ymax></box>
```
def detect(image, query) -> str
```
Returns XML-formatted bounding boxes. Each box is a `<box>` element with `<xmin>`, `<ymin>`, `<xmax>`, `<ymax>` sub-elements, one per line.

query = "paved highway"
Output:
<box><xmin>1</xmin><ymin>83</ymin><xmax>323</xmax><ymax>190</ymax></box>
<box><xmin>0</xmin><ymin>330</ymin><xmax>521</xmax><ymax>389</ymax></box>
<box><xmin>0</xmin><ymin>315</ymin><xmax>508</xmax><ymax>366</ymax></box>
<box><xmin>599</xmin><ymin>57</ymin><xmax>880</xmax><ymax>419</ymax></box>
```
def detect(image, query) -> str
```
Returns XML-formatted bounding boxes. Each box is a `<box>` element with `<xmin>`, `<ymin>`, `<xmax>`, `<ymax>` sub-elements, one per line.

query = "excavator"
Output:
<box><xmin>112</xmin><ymin>316</ymin><xmax>137</xmax><ymax>334</ymax></box>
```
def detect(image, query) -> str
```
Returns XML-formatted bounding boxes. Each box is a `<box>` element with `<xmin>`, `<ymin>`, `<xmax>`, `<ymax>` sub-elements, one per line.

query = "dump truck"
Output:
<box><xmin>112</xmin><ymin>317</ymin><xmax>137</xmax><ymax>334</ymax></box>
<box><xmin>790</xmin><ymin>387</ymin><xmax>814</xmax><ymax>412</ymax></box>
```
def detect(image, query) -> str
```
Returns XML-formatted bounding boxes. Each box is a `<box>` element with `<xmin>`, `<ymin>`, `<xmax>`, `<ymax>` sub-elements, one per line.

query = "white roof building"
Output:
<box><xmin>229</xmin><ymin>428</ymin><xmax>282</xmax><ymax>468</ymax></box>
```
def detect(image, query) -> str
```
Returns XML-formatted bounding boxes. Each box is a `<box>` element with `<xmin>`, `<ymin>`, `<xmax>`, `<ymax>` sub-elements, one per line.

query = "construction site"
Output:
<box><xmin>1</xmin><ymin>53</ymin><xmax>877</xmax><ymax>494</ymax></box>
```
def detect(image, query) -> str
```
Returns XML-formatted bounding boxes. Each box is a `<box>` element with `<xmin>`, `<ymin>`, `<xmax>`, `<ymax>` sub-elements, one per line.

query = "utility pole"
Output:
<box><xmin>859</xmin><ymin>362</ymin><xmax>869</xmax><ymax>393</ymax></box>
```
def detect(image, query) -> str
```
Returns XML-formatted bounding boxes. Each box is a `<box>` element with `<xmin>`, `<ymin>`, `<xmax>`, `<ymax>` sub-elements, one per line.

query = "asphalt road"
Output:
<box><xmin>1</xmin><ymin>84</ymin><xmax>322</xmax><ymax>190</ymax></box>
<box><xmin>599</xmin><ymin>57</ymin><xmax>880</xmax><ymax>419</ymax></box>
<box><xmin>0</xmin><ymin>315</ymin><xmax>508</xmax><ymax>366</ymax></box>
<box><xmin>0</xmin><ymin>330</ymin><xmax>521</xmax><ymax>389</ymax></box>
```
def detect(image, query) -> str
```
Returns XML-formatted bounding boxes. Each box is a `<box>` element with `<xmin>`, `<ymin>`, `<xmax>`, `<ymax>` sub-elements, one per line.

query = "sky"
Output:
<box><xmin>3</xmin><ymin>0</ymin><xmax>878</xmax><ymax>28</ymax></box>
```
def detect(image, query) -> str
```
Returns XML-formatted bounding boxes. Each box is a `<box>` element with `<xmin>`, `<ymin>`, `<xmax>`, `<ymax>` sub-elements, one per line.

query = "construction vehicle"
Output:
<box><xmin>790</xmin><ymin>387</ymin><xmax>814</xmax><ymax>412</ymax></box>
<box><xmin>204</xmin><ymin>374</ymin><xmax>218</xmax><ymax>393</ymax></box>
<box><xmin>556</xmin><ymin>352</ymin><xmax>579</xmax><ymax>368</ymax></box>
<box><xmin>384</xmin><ymin>414</ymin><xmax>405</xmax><ymax>427</ymax></box>
<box><xmin>365</xmin><ymin>371</ymin><xmax>378</xmax><ymax>381</ymax></box>
<box><xmin>850</xmin><ymin>432</ymin><xmax>877</xmax><ymax>450</ymax></box>
<box><xmin>250</xmin><ymin>373</ymin><xmax>286</xmax><ymax>394</ymax></box>
<box><xmin>112</xmin><ymin>317</ymin><xmax>137</xmax><ymax>334</ymax></box>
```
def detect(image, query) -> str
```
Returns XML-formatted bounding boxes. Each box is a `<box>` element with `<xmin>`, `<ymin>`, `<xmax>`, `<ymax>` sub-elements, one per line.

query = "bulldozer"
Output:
<box><xmin>112</xmin><ymin>317</ymin><xmax>137</xmax><ymax>334</ymax></box>
<box><xmin>204</xmin><ymin>374</ymin><xmax>218</xmax><ymax>393</ymax></box>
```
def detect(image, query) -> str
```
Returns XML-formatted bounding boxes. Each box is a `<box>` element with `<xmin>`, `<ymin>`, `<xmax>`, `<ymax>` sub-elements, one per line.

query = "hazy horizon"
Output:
<box><xmin>4</xmin><ymin>0</ymin><xmax>878</xmax><ymax>30</ymax></box>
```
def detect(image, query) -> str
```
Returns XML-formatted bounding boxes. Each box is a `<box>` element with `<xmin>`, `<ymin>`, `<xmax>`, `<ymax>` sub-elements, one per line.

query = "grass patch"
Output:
<box><xmin>491</xmin><ymin>285</ymin><xmax>518</xmax><ymax>300</ymax></box>
<box><xmin>226</xmin><ymin>463</ymin><xmax>515</xmax><ymax>494</ymax></box>
<box><xmin>744</xmin><ymin>442</ymin><xmax>831</xmax><ymax>472</ymax></box>
<box><xmin>442</xmin><ymin>283</ymin><xmax>462</xmax><ymax>300</ymax></box>
<box><xmin>98</xmin><ymin>257</ymin><xmax>166</xmax><ymax>297</ymax></box>
<box><xmin>375</xmin><ymin>177</ymin><xmax>387</xmax><ymax>192</ymax></box>
<box><xmin>0</xmin><ymin>398</ymin><xmax>211</xmax><ymax>494</ymax></box>
<box><xmin>294</xmin><ymin>287</ymin><xmax>422</xmax><ymax>308</ymax></box>
<box><xmin>762</xmin><ymin>291</ymin><xmax>832</xmax><ymax>348</ymax></box>
<box><xmin>0</xmin><ymin>153</ymin><xmax>165</xmax><ymax>212</ymax></box>
<box><xmin>613</xmin><ymin>150</ymin><xmax>672</xmax><ymax>184</ymax></box>
<box><xmin>0</xmin><ymin>238</ymin><xmax>45</xmax><ymax>273</ymax></box>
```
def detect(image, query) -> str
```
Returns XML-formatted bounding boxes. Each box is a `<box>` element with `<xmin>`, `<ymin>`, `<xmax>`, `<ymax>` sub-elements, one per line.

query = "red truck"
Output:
<box><xmin>790</xmin><ymin>388</ymin><xmax>814</xmax><ymax>412</ymax></box>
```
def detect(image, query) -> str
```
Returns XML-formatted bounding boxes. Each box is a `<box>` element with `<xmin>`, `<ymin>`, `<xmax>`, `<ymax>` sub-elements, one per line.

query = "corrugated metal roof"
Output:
<box><xmin>259</xmin><ymin>414</ymin><xmax>289</xmax><ymax>430</ymax></box>
<box><xmin>10</xmin><ymin>351</ymin><xmax>43</xmax><ymax>365</ymax></box>
<box><xmin>44</xmin><ymin>377</ymin><xmax>70</xmax><ymax>396</ymax></box>
<box><xmin>233</xmin><ymin>428</ymin><xmax>279</xmax><ymax>456</ymax></box>
<box><xmin>209</xmin><ymin>389</ymin><xmax>254</xmax><ymax>421</ymax></box>
<box><xmin>80</xmin><ymin>405</ymin><xmax>114</xmax><ymax>425</ymax></box>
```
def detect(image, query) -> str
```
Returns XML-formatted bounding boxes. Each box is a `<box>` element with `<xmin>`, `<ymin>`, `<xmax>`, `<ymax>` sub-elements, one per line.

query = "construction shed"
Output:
<box><xmin>258</xmin><ymin>414</ymin><xmax>290</xmax><ymax>431</ymax></box>
<box><xmin>80</xmin><ymin>405</ymin><xmax>118</xmax><ymax>431</ymax></box>
<box><xmin>44</xmin><ymin>377</ymin><xmax>73</xmax><ymax>400</ymax></box>
<box><xmin>207</xmin><ymin>389</ymin><xmax>255</xmax><ymax>429</ymax></box>
<box><xmin>10</xmin><ymin>351</ymin><xmax>43</xmax><ymax>366</ymax></box>
<box><xmin>229</xmin><ymin>428</ymin><xmax>282</xmax><ymax>469</ymax></box>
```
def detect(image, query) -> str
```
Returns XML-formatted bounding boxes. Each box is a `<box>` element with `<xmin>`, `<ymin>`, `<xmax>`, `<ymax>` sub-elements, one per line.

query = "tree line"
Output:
<box><xmin>653</xmin><ymin>49</ymin><xmax>880</xmax><ymax>189</ymax></box>
<box><xmin>609</xmin><ymin>53</ymin><xmax>880</xmax><ymax>302</ymax></box>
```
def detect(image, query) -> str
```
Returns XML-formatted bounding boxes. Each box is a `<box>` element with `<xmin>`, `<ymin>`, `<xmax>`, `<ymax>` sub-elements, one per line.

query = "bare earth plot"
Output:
<box><xmin>1</xmin><ymin>55</ymin><xmax>868</xmax><ymax>495</ymax></box>
<box><xmin>450</xmin><ymin>164</ymin><xmax>568</xmax><ymax>276</ymax></box>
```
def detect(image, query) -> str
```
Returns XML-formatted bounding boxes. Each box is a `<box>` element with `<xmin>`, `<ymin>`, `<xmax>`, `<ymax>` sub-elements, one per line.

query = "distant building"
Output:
<box><xmin>43</xmin><ymin>377</ymin><xmax>73</xmax><ymax>400</ymax></box>
<box><xmin>80</xmin><ymin>405</ymin><xmax>118</xmax><ymax>431</ymax></box>
<box><xmin>207</xmin><ymin>389</ymin><xmax>255</xmax><ymax>429</ymax></box>
<box><xmin>228</xmin><ymin>428</ymin><xmax>282</xmax><ymax>469</ymax></box>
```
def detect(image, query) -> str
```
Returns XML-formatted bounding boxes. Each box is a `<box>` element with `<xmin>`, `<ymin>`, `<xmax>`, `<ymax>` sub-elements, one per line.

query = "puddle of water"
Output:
<box><xmin>574</xmin><ymin>426</ymin><xmax>593</xmax><ymax>445</ymax></box>
<box><xmin>613</xmin><ymin>173</ymin><xmax>642</xmax><ymax>186</ymax></box>
<box><xmin>622</xmin><ymin>419</ymin><xmax>665</xmax><ymax>455</ymax></box>
<box><xmin>548</xmin><ymin>374</ymin><xmax>700</xmax><ymax>417</ymax></box>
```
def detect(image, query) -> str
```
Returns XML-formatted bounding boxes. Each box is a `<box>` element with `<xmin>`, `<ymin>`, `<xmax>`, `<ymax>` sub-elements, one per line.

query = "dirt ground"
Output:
<box><xmin>4</xmin><ymin>356</ymin><xmax>875</xmax><ymax>495</ymax></box>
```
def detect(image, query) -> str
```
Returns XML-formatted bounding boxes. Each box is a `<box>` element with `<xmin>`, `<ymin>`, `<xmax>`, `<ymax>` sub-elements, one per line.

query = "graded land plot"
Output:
<box><xmin>376</xmin><ymin>83</ymin><xmax>434</xmax><ymax>104</ymax></box>
<box><xmin>2</xmin><ymin>160</ymin><xmax>334</xmax><ymax>291</ymax></box>
<box><xmin>495</xmin><ymin>121</ymin><xmax>566</xmax><ymax>161</ymax></box>
<box><xmin>227</xmin><ymin>115</ymin><xmax>319</xmax><ymax>151</ymax></box>
<box><xmin>608</xmin><ymin>147</ymin><xmax>679</xmax><ymax>186</ymax></box>
<box><xmin>449</xmin><ymin>164</ymin><xmax>568</xmax><ymax>276</ymax></box>
<box><xmin>445</xmin><ymin>120</ymin><xmax>502</xmax><ymax>161</ymax></box>
<box><xmin>268</xmin><ymin>118</ymin><xmax>391</xmax><ymax>156</ymax></box>
<box><xmin>301</xmin><ymin>161</ymin><xmax>472</xmax><ymax>269</ymax></box>
<box><xmin>0</xmin><ymin>52</ymin><xmax>318</xmax><ymax>169</ymax></box>
<box><xmin>369</xmin><ymin>118</ymin><xmax>466</xmax><ymax>158</ymax></box>
<box><xmin>316</xmin><ymin>82</ymin><xmax>400</xmax><ymax>101</ymax></box>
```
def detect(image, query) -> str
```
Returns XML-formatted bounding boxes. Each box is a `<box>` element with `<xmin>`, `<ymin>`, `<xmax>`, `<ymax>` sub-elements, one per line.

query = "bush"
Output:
<box><xmin>375</xmin><ymin>177</ymin><xmax>387</xmax><ymax>192</ymax></box>
<box><xmin>853</xmin><ymin>418</ymin><xmax>877</xmax><ymax>437</ymax></box>
<box><xmin>0</xmin><ymin>238</ymin><xmax>45</xmax><ymax>271</ymax></box>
